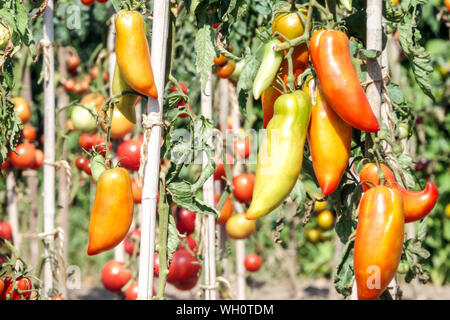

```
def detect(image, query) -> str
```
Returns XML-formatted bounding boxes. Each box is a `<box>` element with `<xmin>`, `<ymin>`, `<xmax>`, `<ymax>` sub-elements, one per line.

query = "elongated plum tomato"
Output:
<box><xmin>0</xmin><ymin>220</ymin><xmax>13</xmax><ymax>240</ymax></box>
<box><xmin>87</xmin><ymin>168</ymin><xmax>134</xmax><ymax>255</ymax></box>
<box><xmin>176</xmin><ymin>208</ymin><xmax>196</xmax><ymax>235</ymax></box>
<box><xmin>225</xmin><ymin>213</ymin><xmax>256</xmax><ymax>239</ymax></box>
<box><xmin>124</xmin><ymin>229</ymin><xmax>141</xmax><ymax>256</ymax></box>
<box><xmin>232</xmin><ymin>173</ymin><xmax>255</xmax><ymax>203</ymax></box>
<box><xmin>101</xmin><ymin>260</ymin><xmax>132</xmax><ymax>292</ymax></box>
<box><xmin>11</xmin><ymin>97</ymin><xmax>31</xmax><ymax>124</ymax></box>
<box><xmin>117</xmin><ymin>139</ymin><xmax>141</xmax><ymax>171</ymax></box>
<box><xmin>2</xmin><ymin>277</ymin><xmax>32</xmax><ymax>300</ymax></box>
<box><xmin>31</xmin><ymin>149</ymin><xmax>44</xmax><ymax>170</ymax></box>
<box><xmin>244</xmin><ymin>254</ymin><xmax>263</xmax><ymax>272</ymax></box>
<box><xmin>214</xmin><ymin>193</ymin><xmax>233</xmax><ymax>225</ymax></box>
<box><xmin>131</xmin><ymin>177</ymin><xmax>143</xmax><ymax>204</ymax></box>
<box><xmin>9</xmin><ymin>142</ymin><xmax>36</xmax><ymax>169</ymax></box>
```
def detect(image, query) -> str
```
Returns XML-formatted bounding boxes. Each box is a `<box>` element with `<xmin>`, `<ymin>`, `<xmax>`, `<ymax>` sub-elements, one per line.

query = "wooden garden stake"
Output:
<box><xmin>137</xmin><ymin>1</ymin><xmax>170</xmax><ymax>300</ymax></box>
<box><xmin>42</xmin><ymin>0</ymin><xmax>56</xmax><ymax>297</ymax></box>
<box><xmin>201</xmin><ymin>71</ymin><xmax>217</xmax><ymax>300</ymax></box>
<box><xmin>6</xmin><ymin>172</ymin><xmax>20</xmax><ymax>252</ymax></box>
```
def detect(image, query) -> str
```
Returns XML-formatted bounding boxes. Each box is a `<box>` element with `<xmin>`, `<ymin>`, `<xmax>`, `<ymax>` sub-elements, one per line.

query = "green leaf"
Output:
<box><xmin>194</xmin><ymin>25</ymin><xmax>215</xmax><ymax>92</ymax></box>
<box><xmin>167</xmin><ymin>181</ymin><xmax>218</xmax><ymax>216</ymax></box>
<box><xmin>334</xmin><ymin>238</ymin><xmax>355</xmax><ymax>297</ymax></box>
<box><xmin>167</xmin><ymin>213</ymin><xmax>180</xmax><ymax>260</ymax></box>
<box><xmin>236</xmin><ymin>47</ymin><xmax>261</xmax><ymax>118</ymax></box>
<box><xmin>387</xmin><ymin>83</ymin><xmax>405</xmax><ymax>105</ymax></box>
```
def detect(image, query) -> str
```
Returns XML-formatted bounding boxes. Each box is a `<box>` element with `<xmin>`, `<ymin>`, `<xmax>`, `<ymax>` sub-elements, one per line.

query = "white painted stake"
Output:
<box><xmin>137</xmin><ymin>1</ymin><xmax>170</xmax><ymax>300</ymax></box>
<box><xmin>42</xmin><ymin>0</ymin><xmax>56</xmax><ymax>297</ymax></box>
<box><xmin>231</xmin><ymin>87</ymin><xmax>246</xmax><ymax>300</ymax></box>
<box><xmin>6</xmin><ymin>172</ymin><xmax>20</xmax><ymax>251</ymax></box>
<box><xmin>201</xmin><ymin>71</ymin><xmax>217</xmax><ymax>300</ymax></box>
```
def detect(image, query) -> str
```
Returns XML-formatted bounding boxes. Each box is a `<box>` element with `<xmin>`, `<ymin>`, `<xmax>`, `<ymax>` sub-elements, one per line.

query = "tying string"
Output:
<box><xmin>44</xmin><ymin>160</ymin><xmax>72</xmax><ymax>190</ymax></box>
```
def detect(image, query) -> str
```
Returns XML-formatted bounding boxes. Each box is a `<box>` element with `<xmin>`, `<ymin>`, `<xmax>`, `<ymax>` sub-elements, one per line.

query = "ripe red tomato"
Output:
<box><xmin>92</xmin><ymin>135</ymin><xmax>111</xmax><ymax>156</ymax></box>
<box><xmin>124</xmin><ymin>281</ymin><xmax>155</xmax><ymax>300</ymax></box>
<box><xmin>244</xmin><ymin>254</ymin><xmax>263</xmax><ymax>272</ymax></box>
<box><xmin>83</xmin><ymin>159</ymin><xmax>92</xmax><ymax>176</ymax></box>
<box><xmin>213</xmin><ymin>154</ymin><xmax>233</xmax><ymax>181</ymax></box>
<box><xmin>233</xmin><ymin>139</ymin><xmax>251</xmax><ymax>159</ymax></box>
<box><xmin>22</xmin><ymin>125</ymin><xmax>37</xmax><ymax>141</ymax></box>
<box><xmin>0</xmin><ymin>220</ymin><xmax>13</xmax><ymax>241</ymax></box>
<box><xmin>232</xmin><ymin>173</ymin><xmax>255</xmax><ymax>203</ymax></box>
<box><xmin>63</xmin><ymin>78</ymin><xmax>75</xmax><ymax>92</ymax></box>
<box><xmin>212</xmin><ymin>22</ymin><xmax>222</xmax><ymax>29</ymax></box>
<box><xmin>117</xmin><ymin>139</ymin><xmax>141</xmax><ymax>171</ymax></box>
<box><xmin>79</xmin><ymin>133</ymin><xmax>96</xmax><ymax>151</ymax></box>
<box><xmin>9</xmin><ymin>142</ymin><xmax>36</xmax><ymax>170</ymax></box>
<box><xmin>1</xmin><ymin>160</ymin><xmax>10</xmax><ymax>172</ymax></box>
<box><xmin>178</xmin><ymin>235</ymin><xmax>198</xmax><ymax>252</ymax></box>
<box><xmin>67</xmin><ymin>55</ymin><xmax>81</xmax><ymax>70</ymax></box>
<box><xmin>75</xmin><ymin>156</ymin><xmax>88</xmax><ymax>171</ymax></box>
<box><xmin>2</xmin><ymin>277</ymin><xmax>32</xmax><ymax>300</ymax></box>
<box><xmin>124</xmin><ymin>229</ymin><xmax>141</xmax><ymax>256</ymax></box>
<box><xmin>0</xmin><ymin>278</ymin><xmax>3</xmax><ymax>297</ymax></box>
<box><xmin>31</xmin><ymin>149</ymin><xmax>44</xmax><ymax>170</ymax></box>
<box><xmin>169</xmin><ymin>82</ymin><xmax>188</xmax><ymax>94</ymax></box>
<box><xmin>167</xmin><ymin>249</ymin><xmax>201</xmax><ymax>290</ymax></box>
<box><xmin>101</xmin><ymin>260</ymin><xmax>132</xmax><ymax>292</ymax></box>
<box><xmin>176</xmin><ymin>208</ymin><xmax>196</xmax><ymax>235</ymax></box>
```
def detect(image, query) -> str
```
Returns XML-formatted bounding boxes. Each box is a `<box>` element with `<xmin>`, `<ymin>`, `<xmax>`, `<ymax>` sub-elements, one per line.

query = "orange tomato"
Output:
<box><xmin>88</xmin><ymin>168</ymin><xmax>134</xmax><ymax>255</ymax></box>
<box><xmin>11</xmin><ymin>97</ymin><xmax>31</xmax><ymax>124</ymax></box>
<box><xmin>131</xmin><ymin>177</ymin><xmax>143</xmax><ymax>204</ymax></box>
<box><xmin>214</xmin><ymin>54</ymin><xmax>228</xmax><ymax>67</ymax></box>
<box><xmin>22</xmin><ymin>125</ymin><xmax>37</xmax><ymax>141</ymax></box>
<box><xmin>272</xmin><ymin>10</ymin><xmax>307</xmax><ymax>41</ymax></box>
<box><xmin>217</xmin><ymin>61</ymin><xmax>236</xmax><ymax>79</ymax></box>
<box><xmin>225</xmin><ymin>213</ymin><xmax>256</xmax><ymax>239</ymax></box>
<box><xmin>99</xmin><ymin>107</ymin><xmax>135</xmax><ymax>139</ymax></box>
<box><xmin>214</xmin><ymin>193</ymin><xmax>233</xmax><ymax>225</ymax></box>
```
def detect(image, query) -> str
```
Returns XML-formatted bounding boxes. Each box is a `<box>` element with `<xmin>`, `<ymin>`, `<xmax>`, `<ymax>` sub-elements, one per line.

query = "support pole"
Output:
<box><xmin>6</xmin><ymin>172</ymin><xmax>20</xmax><ymax>251</ymax></box>
<box><xmin>137</xmin><ymin>1</ymin><xmax>170</xmax><ymax>300</ymax></box>
<box><xmin>42</xmin><ymin>0</ymin><xmax>56</xmax><ymax>297</ymax></box>
<box><xmin>201</xmin><ymin>72</ymin><xmax>217</xmax><ymax>300</ymax></box>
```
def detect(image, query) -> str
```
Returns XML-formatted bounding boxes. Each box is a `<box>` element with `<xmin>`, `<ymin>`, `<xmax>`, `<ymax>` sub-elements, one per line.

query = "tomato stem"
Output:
<box><xmin>156</xmin><ymin>177</ymin><xmax>169</xmax><ymax>299</ymax></box>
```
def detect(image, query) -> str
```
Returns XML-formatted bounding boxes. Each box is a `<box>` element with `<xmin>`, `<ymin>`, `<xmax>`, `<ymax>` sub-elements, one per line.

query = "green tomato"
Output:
<box><xmin>0</xmin><ymin>23</ymin><xmax>10</xmax><ymax>49</ymax></box>
<box><xmin>71</xmin><ymin>103</ymin><xmax>97</xmax><ymax>133</ymax></box>
<box><xmin>398</xmin><ymin>123</ymin><xmax>409</xmax><ymax>139</ymax></box>
<box><xmin>397</xmin><ymin>260</ymin><xmax>409</xmax><ymax>274</ymax></box>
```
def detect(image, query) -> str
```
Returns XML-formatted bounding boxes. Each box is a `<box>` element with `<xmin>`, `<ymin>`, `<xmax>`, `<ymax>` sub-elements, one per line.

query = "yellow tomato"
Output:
<box><xmin>317</xmin><ymin>210</ymin><xmax>334</xmax><ymax>230</ymax></box>
<box><xmin>225</xmin><ymin>213</ymin><xmax>256</xmax><ymax>239</ymax></box>
<box><xmin>305</xmin><ymin>228</ymin><xmax>321</xmax><ymax>244</ymax></box>
<box><xmin>100</xmin><ymin>108</ymin><xmax>134</xmax><ymax>140</ymax></box>
<box><xmin>445</xmin><ymin>203</ymin><xmax>450</xmax><ymax>219</ymax></box>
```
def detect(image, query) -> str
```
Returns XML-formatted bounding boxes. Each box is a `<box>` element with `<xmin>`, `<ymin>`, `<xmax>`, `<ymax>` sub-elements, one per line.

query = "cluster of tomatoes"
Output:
<box><xmin>63</xmin><ymin>54</ymin><xmax>108</xmax><ymax>95</ymax></box>
<box><xmin>213</xmin><ymin>45</ymin><xmax>236</xmax><ymax>79</ymax></box>
<box><xmin>1</xmin><ymin>97</ymin><xmax>44</xmax><ymax>173</ymax></box>
<box><xmin>305</xmin><ymin>196</ymin><xmax>335</xmax><ymax>244</ymax></box>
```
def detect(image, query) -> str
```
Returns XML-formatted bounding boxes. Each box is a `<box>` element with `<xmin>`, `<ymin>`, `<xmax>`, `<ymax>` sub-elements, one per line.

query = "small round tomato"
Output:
<box><xmin>214</xmin><ymin>193</ymin><xmax>233</xmax><ymax>225</ymax></box>
<box><xmin>117</xmin><ymin>139</ymin><xmax>141</xmax><ymax>171</ymax></box>
<box><xmin>79</xmin><ymin>133</ymin><xmax>95</xmax><ymax>151</ymax></box>
<box><xmin>212</xmin><ymin>22</ymin><xmax>222</xmax><ymax>29</ymax></box>
<box><xmin>445</xmin><ymin>203</ymin><xmax>450</xmax><ymax>219</ymax></box>
<box><xmin>65</xmin><ymin>119</ymin><xmax>75</xmax><ymax>131</ymax></box>
<box><xmin>0</xmin><ymin>220</ymin><xmax>13</xmax><ymax>240</ymax></box>
<box><xmin>124</xmin><ymin>281</ymin><xmax>138</xmax><ymax>300</ymax></box>
<box><xmin>101</xmin><ymin>260</ymin><xmax>132</xmax><ymax>293</ymax></box>
<box><xmin>124</xmin><ymin>229</ymin><xmax>141</xmax><ymax>256</ymax></box>
<box><xmin>75</xmin><ymin>156</ymin><xmax>88</xmax><ymax>171</ymax></box>
<box><xmin>2</xmin><ymin>277</ymin><xmax>32</xmax><ymax>300</ymax></box>
<box><xmin>233</xmin><ymin>139</ymin><xmax>251</xmax><ymax>159</ymax></box>
<box><xmin>213</xmin><ymin>54</ymin><xmax>228</xmax><ymax>67</ymax></box>
<box><xmin>272</xmin><ymin>10</ymin><xmax>306</xmax><ymax>41</ymax></box>
<box><xmin>67</xmin><ymin>55</ymin><xmax>81</xmax><ymax>70</ymax></box>
<box><xmin>154</xmin><ymin>252</ymin><xmax>160</xmax><ymax>277</ymax></box>
<box><xmin>169</xmin><ymin>82</ymin><xmax>188</xmax><ymax>94</ymax></box>
<box><xmin>71</xmin><ymin>102</ymin><xmax>97</xmax><ymax>133</ymax></box>
<box><xmin>90</xmin><ymin>66</ymin><xmax>99</xmax><ymax>79</ymax></box>
<box><xmin>131</xmin><ymin>178</ymin><xmax>143</xmax><ymax>204</ymax></box>
<box><xmin>52</xmin><ymin>296</ymin><xmax>65</xmax><ymax>300</ymax></box>
<box><xmin>244</xmin><ymin>254</ymin><xmax>262</xmax><ymax>272</ymax></box>
<box><xmin>317</xmin><ymin>210</ymin><xmax>334</xmax><ymax>230</ymax></box>
<box><xmin>178</xmin><ymin>235</ymin><xmax>198</xmax><ymax>252</ymax></box>
<box><xmin>217</xmin><ymin>60</ymin><xmax>236</xmax><ymax>79</ymax></box>
<box><xmin>213</xmin><ymin>154</ymin><xmax>233</xmax><ymax>181</ymax></box>
<box><xmin>232</xmin><ymin>173</ymin><xmax>255</xmax><ymax>203</ymax></box>
<box><xmin>22</xmin><ymin>125</ymin><xmax>37</xmax><ymax>141</ymax></box>
<box><xmin>31</xmin><ymin>149</ymin><xmax>44</xmax><ymax>170</ymax></box>
<box><xmin>63</xmin><ymin>78</ymin><xmax>75</xmax><ymax>92</ymax></box>
<box><xmin>225</xmin><ymin>213</ymin><xmax>256</xmax><ymax>239</ymax></box>
<box><xmin>11</xmin><ymin>97</ymin><xmax>31</xmax><ymax>124</ymax></box>
<box><xmin>176</xmin><ymin>208</ymin><xmax>196</xmax><ymax>235</ymax></box>
<box><xmin>99</xmin><ymin>108</ymin><xmax>134</xmax><ymax>140</ymax></box>
<box><xmin>305</xmin><ymin>228</ymin><xmax>321</xmax><ymax>244</ymax></box>
<box><xmin>83</xmin><ymin>159</ymin><xmax>92</xmax><ymax>176</ymax></box>
<box><xmin>167</xmin><ymin>249</ymin><xmax>201</xmax><ymax>289</ymax></box>
<box><xmin>9</xmin><ymin>142</ymin><xmax>36</xmax><ymax>170</ymax></box>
